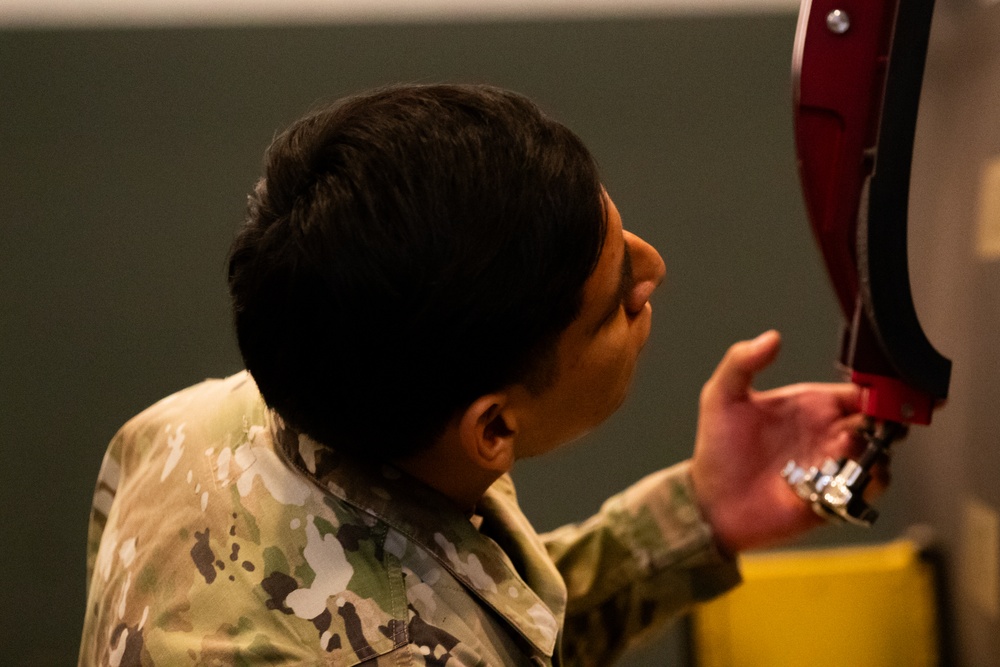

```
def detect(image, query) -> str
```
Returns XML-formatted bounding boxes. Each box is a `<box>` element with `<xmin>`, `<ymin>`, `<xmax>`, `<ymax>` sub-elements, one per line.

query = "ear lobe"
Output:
<box><xmin>459</xmin><ymin>394</ymin><xmax>517</xmax><ymax>474</ymax></box>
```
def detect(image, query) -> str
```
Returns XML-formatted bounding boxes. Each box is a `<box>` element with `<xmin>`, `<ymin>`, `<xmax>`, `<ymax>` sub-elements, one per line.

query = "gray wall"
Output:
<box><xmin>893</xmin><ymin>2</ymin><xmax>1000</xmax><ymax>664</ymax></box>
<box><xmin>1</xmin><ymin>12</ymin><xmax>972</xmax><ymax>664</ymax></box>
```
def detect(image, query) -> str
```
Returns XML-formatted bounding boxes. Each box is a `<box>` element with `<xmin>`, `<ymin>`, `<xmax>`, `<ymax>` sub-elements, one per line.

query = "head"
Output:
<box><xmin>497</xmin><ymin>193</ymin><xmax>666</xmax><ymax>460</ymax></box>
<box><xmin>228</xmin><ymin>84</ymin><xmax>610</xmax><ymax>460</ymax></box>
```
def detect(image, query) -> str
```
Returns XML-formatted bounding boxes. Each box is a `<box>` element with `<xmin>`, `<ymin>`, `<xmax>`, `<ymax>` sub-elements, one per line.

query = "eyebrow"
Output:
<box><xmin>593</xmin><ymin>241</ymin><xmax>634</xmax><ymax>332</ymax></box>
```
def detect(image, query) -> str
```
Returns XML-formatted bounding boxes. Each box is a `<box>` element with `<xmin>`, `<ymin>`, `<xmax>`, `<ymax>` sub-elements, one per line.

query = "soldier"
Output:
<box><xmin>80</xmin><ymin>84</ymin><xmax>865</xmax><ymax>666</ymax></box>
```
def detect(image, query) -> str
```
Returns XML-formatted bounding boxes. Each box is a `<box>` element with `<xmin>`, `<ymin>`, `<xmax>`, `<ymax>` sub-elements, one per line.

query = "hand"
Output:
<box><xmin>690</xmin><ymin>330</ymin><xmax>866</xmax><ymax>554</ymax></box>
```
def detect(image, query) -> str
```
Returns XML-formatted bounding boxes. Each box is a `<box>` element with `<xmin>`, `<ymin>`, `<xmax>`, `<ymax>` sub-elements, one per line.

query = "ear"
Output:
<box><xmin>458</xmin><ymin>393</ymin><xmax>518</xmax><ymax>474</ymax></box>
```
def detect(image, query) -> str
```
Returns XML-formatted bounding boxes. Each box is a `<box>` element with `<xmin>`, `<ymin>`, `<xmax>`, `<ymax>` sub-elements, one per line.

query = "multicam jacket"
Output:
<box><xmin>79</xmin><ymin>372</ymin><xmax>740</xmax><ymax>666</ymax></box>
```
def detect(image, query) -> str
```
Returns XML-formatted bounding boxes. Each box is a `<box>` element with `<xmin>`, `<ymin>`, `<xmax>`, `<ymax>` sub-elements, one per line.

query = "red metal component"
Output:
<box><xmin>793</xmin><ymin>0</ymin><xmax>899</xmax><ymax>319</ymax></box>
<box><xmin>794</xmin><ymin>0</ymin><xmax>948</xmax><ymax>425</ymax></box>
<box><xmin>851</xmin><ymin>371</ymin><xmax>933</xmax><ymax>425</ymax></box>
<box><xmin>788</xmin><ymin>0</ymin><xmax>949</xmax><ymax>524</ymax></box>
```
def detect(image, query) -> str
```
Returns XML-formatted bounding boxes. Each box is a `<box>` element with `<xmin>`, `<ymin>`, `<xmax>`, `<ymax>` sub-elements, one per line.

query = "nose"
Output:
<box><xmin>623</xmin><ymin>231</ymin><xmax>666</xmax><ymax>317</ymax></box>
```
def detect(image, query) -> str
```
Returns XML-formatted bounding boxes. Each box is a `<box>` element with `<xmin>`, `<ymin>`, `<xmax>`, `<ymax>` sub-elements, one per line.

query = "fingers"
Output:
<box><xmin>864</xmin><ymin>458</ymin><xmax>892</xmax><ymax>499</ymax></box>
<box><xmin>840</xmin><ymin>411</ymin><xmax>869</xmax><ymax>439</ymax></box>
<box><xmin>827</xmin><ymin>382</ymin><xmax>863</xmax><ymax>415</ymax></box>
<box><xmin>705</xmin><ymin>330</ymin><xmax>782</xmax><ymax>404</ymax></box>
<box><xmin>760</xmin><ymin>381</ymin><xmax>862</xmax><ymax>409</ymax></box>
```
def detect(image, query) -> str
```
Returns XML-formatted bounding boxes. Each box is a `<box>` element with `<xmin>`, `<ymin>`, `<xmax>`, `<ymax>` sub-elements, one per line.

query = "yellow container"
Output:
<box><xmin>691</xmin><ymin>538</ymin><xmax>940</xmax><ymax>667</ymax></box>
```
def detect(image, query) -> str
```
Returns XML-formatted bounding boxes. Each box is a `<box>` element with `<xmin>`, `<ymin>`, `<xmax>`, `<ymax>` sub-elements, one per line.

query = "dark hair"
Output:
<box><xmin>228</xmin><ymin>84</ymin><xmax>606</xmax><ymax>459</ymax></box>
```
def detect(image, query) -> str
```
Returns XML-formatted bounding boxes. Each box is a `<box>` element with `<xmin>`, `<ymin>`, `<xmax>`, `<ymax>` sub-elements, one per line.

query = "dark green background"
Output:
<box><xmin>3</xmin><ymin>13</ymin><xmax>966</xmax><ymax>664</ymax></box>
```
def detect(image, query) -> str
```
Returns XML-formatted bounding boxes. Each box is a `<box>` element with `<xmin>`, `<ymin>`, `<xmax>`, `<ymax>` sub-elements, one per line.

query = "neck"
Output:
<box><xmin>395</xmin><ymin>438</ymin><xmax>503</xmax><ymax>514</ymax></box>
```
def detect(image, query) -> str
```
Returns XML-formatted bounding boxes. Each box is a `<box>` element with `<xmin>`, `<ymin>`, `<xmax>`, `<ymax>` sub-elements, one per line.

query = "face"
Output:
<box><xmin>512</xmin><ymin>191</ymin><xmax>666</xmax><ymax>457</ymax></box>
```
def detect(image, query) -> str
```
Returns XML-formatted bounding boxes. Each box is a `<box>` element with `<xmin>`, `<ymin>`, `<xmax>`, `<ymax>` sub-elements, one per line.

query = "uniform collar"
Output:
<box><xmin>267</xmin><ymin>410</ymin><xmax>567</xmax><ymax>657</ymax></box>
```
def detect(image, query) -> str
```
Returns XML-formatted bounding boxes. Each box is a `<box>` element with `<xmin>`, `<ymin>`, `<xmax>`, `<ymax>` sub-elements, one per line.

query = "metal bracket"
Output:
<box><xmin>782</xmin><ymin>418</ymin><xmax>902</xmax><ymax>526</ymax></box>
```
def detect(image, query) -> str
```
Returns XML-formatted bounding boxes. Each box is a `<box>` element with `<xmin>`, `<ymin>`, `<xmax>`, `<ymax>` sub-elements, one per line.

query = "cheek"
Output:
<box><xmin>575</xmin><ymin>330</ymin><xmax>639</xmax><ymax>402</ymax></box>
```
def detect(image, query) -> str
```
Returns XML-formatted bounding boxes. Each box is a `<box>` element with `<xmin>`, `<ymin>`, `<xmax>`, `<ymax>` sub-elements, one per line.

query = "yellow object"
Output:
<box><xmin>691</xmin><ymin>538</ymin><xmax>940</xmax><ymax>667</ymax></box>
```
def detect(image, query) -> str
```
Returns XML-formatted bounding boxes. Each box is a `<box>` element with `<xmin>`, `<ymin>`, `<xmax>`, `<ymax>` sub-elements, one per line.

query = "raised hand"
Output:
<box><xmin>690</xmin><ymin>330</ymin><xmax>866</xmax><ymax>554</ymax></box>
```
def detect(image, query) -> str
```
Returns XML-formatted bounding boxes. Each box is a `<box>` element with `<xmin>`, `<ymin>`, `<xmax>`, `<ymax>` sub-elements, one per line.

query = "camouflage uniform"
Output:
<box><xmin>80</xmin><ymin>372</ymin><xmax>739</xmax><ymax>666</ymax></box>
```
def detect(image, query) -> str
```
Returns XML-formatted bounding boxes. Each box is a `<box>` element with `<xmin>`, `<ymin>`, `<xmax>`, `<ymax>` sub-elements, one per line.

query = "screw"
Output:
<box><xmin>826</xmin><ymin>9</ymin><xmax>851</xmax><ymax>34</ymax></box>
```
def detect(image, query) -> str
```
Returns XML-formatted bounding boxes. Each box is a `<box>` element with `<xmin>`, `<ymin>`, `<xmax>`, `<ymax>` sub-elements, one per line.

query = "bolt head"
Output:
<box><xmin>826</xmin><ymin>9</ymin><xmax>851</xmax><ymax>34</ymax></box>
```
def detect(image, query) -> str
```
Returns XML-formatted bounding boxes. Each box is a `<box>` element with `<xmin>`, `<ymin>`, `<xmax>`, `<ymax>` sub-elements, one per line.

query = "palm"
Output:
<box><xmin>690</xmin><ymin>333</ymin><xmax>863</xmax><ymax>553</ymax></box>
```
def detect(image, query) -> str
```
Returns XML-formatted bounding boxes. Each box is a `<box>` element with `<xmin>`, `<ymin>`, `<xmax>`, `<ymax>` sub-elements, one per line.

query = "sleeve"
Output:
<box><xmin>541</xmin><ymin>461</ymin><xmax>741</xmax><ymax>667</ymax></box>
<box><xmin>84</xmin><ymin>431</ymin><xmax>125</xmax><ymax>596</ymax></box>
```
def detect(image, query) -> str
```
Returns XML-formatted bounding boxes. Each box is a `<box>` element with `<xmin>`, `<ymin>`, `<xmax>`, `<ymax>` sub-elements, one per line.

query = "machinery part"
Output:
<box><xmin>782</xmin><ymin>419</ymin><xmax>903</xmax><ymax>526</ymax></box>
<box><xmin>787</xmin><ymin>0</ymin><xmax>953</xmax><ymax>524</ymax></box>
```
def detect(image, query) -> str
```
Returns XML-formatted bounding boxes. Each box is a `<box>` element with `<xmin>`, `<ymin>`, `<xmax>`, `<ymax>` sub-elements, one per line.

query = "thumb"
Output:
<box><xmin>708</xmin><ymin>330</ymin><xmax>782</xmax><ymax>403</ymax></box>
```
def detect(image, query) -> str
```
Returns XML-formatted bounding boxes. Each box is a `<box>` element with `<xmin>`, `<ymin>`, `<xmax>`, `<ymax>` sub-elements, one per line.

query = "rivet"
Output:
<box><xmin>826</xmin><ymin>9</ymin><xmax>851</xmax><ymax>34</ymax></box>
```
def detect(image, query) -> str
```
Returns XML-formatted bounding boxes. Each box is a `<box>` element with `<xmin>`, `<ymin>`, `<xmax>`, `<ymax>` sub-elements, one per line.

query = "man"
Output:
<box><xmin>80</xmin><ymin>84</ymin><xmax>865</xmax><ymax>666</ymax></box>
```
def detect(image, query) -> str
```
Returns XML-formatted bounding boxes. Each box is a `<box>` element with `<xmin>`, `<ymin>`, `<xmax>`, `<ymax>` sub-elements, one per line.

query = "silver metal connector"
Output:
<box><xmin>781</xmin><ymin>418</ymin><xmax>902</xmax><ymax>526</ymax></box>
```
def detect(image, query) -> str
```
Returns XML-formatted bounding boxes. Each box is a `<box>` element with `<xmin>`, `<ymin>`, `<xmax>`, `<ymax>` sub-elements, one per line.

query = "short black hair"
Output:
<box><xmin>228</xmin><ymin>84</ymin><xmax>606</xmax><ymax>460</ymax></box>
